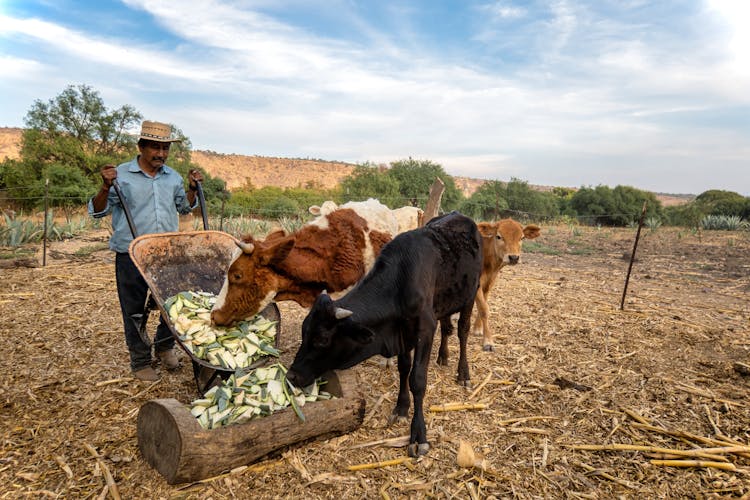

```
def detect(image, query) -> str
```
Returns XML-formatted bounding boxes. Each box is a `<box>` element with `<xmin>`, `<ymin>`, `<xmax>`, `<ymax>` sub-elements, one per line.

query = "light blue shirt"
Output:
<box><xmin>88</xmin><ymin>157</ymin><xmax>198</xmax><ymax>253</ymax></box>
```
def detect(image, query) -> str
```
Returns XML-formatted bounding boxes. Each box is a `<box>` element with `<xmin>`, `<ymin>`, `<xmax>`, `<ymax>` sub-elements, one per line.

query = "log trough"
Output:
<box><xmin>137</xmin><ymin>368</ymin><xmax>365</xmax><ymax>484</ymax></box>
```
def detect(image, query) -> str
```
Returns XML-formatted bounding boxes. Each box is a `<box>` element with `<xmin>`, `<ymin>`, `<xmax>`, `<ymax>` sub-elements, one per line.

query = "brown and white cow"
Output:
<box><xmin>211</xmin><ymin>202</ymin><xmax>395</xmax><ymax>326</ymax></box>
<box><xmin>309</xmin><ymin>200</ymin><xmax>423</xmax><ymax>235</ymax></box>
<box><xmin>474</xmin><ymin>219</ymin><xmax>541</xmax><ymax>351</ymax></box>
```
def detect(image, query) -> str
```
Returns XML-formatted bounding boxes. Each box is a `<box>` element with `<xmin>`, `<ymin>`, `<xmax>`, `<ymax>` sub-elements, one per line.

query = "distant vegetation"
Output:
<box><xmin>1</xmin><ymin>84</ymin><xmax>748</xmax><ymax>245</ymax></box>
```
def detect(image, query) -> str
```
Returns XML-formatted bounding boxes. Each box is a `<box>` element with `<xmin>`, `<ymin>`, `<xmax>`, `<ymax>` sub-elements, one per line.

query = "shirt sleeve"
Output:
<box><xmin>87</xmin><ymin>190</ymin><xmax>119</xmax><ymax>218</ymax></box>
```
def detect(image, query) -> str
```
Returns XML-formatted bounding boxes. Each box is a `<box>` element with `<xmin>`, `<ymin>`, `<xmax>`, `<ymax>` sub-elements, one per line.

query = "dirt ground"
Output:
<box><xmin>1</xmin><ymin>224</ymin><xmax>749</xmax><ymax>499</ymax></box>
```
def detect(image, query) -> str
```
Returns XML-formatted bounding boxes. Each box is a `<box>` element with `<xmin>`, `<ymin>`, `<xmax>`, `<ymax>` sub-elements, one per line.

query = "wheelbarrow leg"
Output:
<box><xmin>193</xmin><ymin>361</ymin><xmax>221</xmax><ymax>395</ymax></box>
<box><xmin>134</xmin><ymin>290</ymin><xmax>158</xmax><ymax>349</ymax></box>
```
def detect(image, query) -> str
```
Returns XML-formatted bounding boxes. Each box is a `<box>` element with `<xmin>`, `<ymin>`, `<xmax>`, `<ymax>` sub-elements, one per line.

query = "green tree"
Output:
<box><xmin>663</xmin><ymin>202</ymin><xmax>705</xmax><ymax>227</ymax></box>
<box><xmin>386</xmin><ymin>158</ymin><xmax>462</xmax><ymax>210</ymax></box>
<box><xmin>570</xmin><ymin>184</ymin><xmax>662</xmax><ymax>226</ymax></box>
<box><xmin>552</xmin><ymin>186</ymin><xmax>577</xmax><ymax>216</ymax></box>
<box><xmin>694</xmin><ymin>190</ymin><xmax>747</xmax><ymax>217</ymax></box>
<box><xmin>611</xmin><ymin>185</ymin><xmax>663</xmax><ymax>226</ymax></box>
<box><xmin>459</xmin><ymin>180</ymin><xmax>509</xmax><ymax>220</ymax></box>
<box><xmin>501</xmin><ymin>178</ymin><xmax>559</xmax><ymax>219</ymax></box>
<box><xmin>3</xmin><ymin>85</ymin><xmax>227</xmax><ymax>212</ymax></box>
<box><xmin>570</xmin><ymin>185</ymin><xmax>617</xmax><ymax>225</ymax></box>
<box><xmin>43</xmin><ymin>164</ymin><xmax>96</xmax><ymax>219</ymax></box>
<box><xmin>23</xmin><ymin>84</ymin><xmax>141</xmax><ymax>176</ymax></box>
<box><xmin>340</xmin><ymin>163</ymin><xmax>401</xmax><ymax>207</ymax></box>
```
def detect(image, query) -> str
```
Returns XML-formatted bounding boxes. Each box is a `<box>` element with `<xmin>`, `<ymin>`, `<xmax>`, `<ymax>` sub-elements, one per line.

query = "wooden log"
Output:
<box><xmin>137</xmin><ymin>369</ymin><xmax>365</xmax><ymax>484</ymax></box>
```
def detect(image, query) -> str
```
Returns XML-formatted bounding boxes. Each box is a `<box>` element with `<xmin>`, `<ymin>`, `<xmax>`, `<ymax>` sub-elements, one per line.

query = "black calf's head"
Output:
<box><xmin>286</xmin><ymin>293</ymin><xmax>375</xmax><ymax>387</ymax></box>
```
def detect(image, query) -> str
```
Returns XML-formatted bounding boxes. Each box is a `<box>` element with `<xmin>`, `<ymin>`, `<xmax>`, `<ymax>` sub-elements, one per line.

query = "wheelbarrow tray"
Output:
<box><xmin>129</xmin><ymin>230</ymin><xmax>281</xmax><ymax>383</ymax></box>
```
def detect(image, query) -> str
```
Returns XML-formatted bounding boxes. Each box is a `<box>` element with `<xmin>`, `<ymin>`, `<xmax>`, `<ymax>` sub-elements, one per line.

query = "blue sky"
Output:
<box><xmin>1</xmin><ymin>0</ymin><xmax>748</xmax><ymax>196</ymax></box>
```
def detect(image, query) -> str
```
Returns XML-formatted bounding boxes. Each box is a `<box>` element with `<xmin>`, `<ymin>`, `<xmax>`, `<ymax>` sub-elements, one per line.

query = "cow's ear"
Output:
<box><xmin>260</xmin><ymin>236</ymin><xmax>295</xmax><ymax>266</ymax></box>
<box><xmin>348</xmin><ymin>324</ymin><xmax>375</xmax><ymax>345</ymax></box>
<box><xmin>476</xmin><ymin>222</ymin><xmax>497</xmax><ymax>238</ymax></box>
<box><xmin>523</xmin><ymin>224</ymin><xmax>541</xmax><ymax>240</ymax></box>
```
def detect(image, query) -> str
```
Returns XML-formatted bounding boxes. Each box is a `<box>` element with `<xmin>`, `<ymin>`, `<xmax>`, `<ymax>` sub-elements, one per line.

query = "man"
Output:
<box><xmin>89</xmin><ymin>120</ymin><xmax>204</xmax><ymax>381</ymax></box>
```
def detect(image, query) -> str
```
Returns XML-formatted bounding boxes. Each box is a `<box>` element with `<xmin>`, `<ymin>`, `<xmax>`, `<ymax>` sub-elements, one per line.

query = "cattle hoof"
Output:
<box><xmin>387</xmin><ymin>414</ymin><xmax>408</xmax><ymax>426</ymax></box>
<box><xmin>482</xmin><ymin>344</ymin><xmax>495</xmax><ymax>352</ymax></box>
<box><xmin>457</xmin><ymin>379</ymin><xmax>472</xmax><ymax>389</ymax></box>
<box><xmin>374</xmin><ymin>356</ymin><xmax>397</xmax><ymax>368</ymax></box>
<box><xmin>407</xmin><ymin>442</ymin><xmax>430</xmax><ymax>457</ymax></box>
<box><xmin>436</xmin><ymin>356</ymin><xmax>448</xmax><ymax>366</ymax></box>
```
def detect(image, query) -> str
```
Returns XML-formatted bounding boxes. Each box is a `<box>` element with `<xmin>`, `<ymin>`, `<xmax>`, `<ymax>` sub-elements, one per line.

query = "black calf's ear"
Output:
<box><xmin>349</xmin><ymin>324</ymin><xmax>375</xmax><ymax>345</ymax></box>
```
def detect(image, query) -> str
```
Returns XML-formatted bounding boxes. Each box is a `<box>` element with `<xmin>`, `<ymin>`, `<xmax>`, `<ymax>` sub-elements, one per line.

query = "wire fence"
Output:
<box><xmin>0</xmin><ymin>186</ymin><xmax>646</xmax><ymax>227</ymax></box>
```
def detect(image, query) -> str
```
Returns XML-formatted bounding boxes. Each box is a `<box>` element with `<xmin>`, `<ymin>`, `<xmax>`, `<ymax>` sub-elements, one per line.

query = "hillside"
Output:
<box><xmin>0</xmin><ymin>127</ymin><xmax>691</xmax><ymax>203</ymax></box>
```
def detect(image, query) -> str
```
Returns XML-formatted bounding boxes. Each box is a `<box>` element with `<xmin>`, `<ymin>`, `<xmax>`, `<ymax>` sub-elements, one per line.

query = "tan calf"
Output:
<box><xmin>474</xmin><ymin>219</ymin><xmax>541</xmax><ymax>351</ymax></box>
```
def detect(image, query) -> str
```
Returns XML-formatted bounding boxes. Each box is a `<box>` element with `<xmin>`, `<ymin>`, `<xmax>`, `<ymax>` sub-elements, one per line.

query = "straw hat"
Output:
<box><xmin>138</xmin><ymin>120</ymin><xmax>181</xmax><ymax>142</ymax></box>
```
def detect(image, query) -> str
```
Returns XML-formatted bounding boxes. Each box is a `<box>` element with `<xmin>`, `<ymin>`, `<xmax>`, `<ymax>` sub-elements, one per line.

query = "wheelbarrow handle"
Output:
<box><xmin>111</xmin><ymin>179</ymin><xmax>138</xmax><ymax>239</ymax></box>
<box><xmin>195</xmin><ymin>179</ymin><xmax>209</xmax><ymax>230</ymax></box>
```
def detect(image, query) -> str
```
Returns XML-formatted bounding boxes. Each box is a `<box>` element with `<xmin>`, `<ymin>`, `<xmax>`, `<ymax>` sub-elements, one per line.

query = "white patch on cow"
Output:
<box><xmin>306</xmin><ymin>198</ymin><xmax>399</xmax><ymax>236</ymax></box>
<box><xmin>392</xmin><ymin>206</ymin><xmax>423</xmax><ymax>233</ymax></box>
<box><xmin>257</xmin><ymin>290</ymin><xmax>277</xmax><ymax>314</ymax></box>
<box><xmin>342</xmin><ymin>198</ymin><xmax>398</xmax><ymax>235</ymax></box>
<box><xmin>213</xmin><ymin>275</ymin><xmax>230</xmax><ymax>310</ymax></box>
<box><xmin>212</xmin><ymin>247</ymin><xmax>242</xmax><ymax>310</ymax></box>
<box><xmin>361</xmin><ymin>230</ymin><xmax>377</xmax><ymax>271</ymax></box>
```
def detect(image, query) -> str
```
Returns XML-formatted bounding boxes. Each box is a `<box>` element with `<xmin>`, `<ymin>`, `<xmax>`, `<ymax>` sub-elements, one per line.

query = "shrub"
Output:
<box><xmin>645</xmin><ymin>217</ymin><xmax>662</xmax><ymax>230</ymax></box>
<box><xmin>700</xmin><ymin>215</ymin><xmax>744</xmax><ymax>230</ymax></box>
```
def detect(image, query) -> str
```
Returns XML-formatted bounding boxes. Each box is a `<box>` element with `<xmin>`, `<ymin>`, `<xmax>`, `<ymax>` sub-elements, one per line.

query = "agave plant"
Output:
<box><xmin>1</xmin><ymin>216</ymin><xmax>44</xmax><ymax>246</ymax></box>
<box><xmin>645</xmin><ymin>217</ymin><xmax>662</xmax><ymax>231</ymax></box>
<box><xmin>701</xmin><ymin>215</ymin><xmax>744</xmax><ymax>230</ymax></box>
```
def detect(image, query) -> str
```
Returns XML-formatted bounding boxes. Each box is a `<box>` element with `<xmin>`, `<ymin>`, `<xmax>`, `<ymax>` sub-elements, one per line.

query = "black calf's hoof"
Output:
<box><xmin>387</xmin><ymin>414</ymin><xmax>409</xmax><ymax>426</ymax></box>
<box><xmin>407</xmin><ymin>442</ymin><xmax>430</xmax><ymax>457</ymax></box>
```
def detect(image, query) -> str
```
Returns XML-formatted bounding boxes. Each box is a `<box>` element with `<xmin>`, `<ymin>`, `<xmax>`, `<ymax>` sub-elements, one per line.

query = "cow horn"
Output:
<box><xmin>236</xmin><ymin>240</ymin><xmax>255</xmax><ymax>254</ymax></box>
<box><xmin>334</xmin><ymin>307</ymin><xmax>353</xmax><ymax>319</ymax></box>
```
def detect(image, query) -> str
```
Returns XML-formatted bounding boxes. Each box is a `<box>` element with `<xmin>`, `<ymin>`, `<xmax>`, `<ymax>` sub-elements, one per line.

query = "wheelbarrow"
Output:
<box><xmin>113</xmin><ymin>179</ymin><xmax>281</xmax><ymax>393</ymax></box>
<box><xmin>129</xmin><ymin>230</ymin><xmax>281</xmax><ymax>394</ymax></box>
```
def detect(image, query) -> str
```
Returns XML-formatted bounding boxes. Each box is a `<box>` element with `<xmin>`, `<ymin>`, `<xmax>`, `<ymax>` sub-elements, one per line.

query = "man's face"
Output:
<box><xmin>139</xmin><ymin>140</ymin><xmax>171</xmax><ymax>169</ymax></box>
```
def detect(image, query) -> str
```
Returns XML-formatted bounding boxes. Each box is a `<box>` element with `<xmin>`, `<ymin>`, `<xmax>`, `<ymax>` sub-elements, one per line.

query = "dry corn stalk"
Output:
<box><xmin>567</xmin><ymin>443</ymin><xmax>729</xmax><ymax>462</ymax></box>
<box><xmin>347</xmin><ymin>457</ymin><xmax>412</xmax><ymax>471</ymax></box>
<box><xmin>455</xmin><ymin>440</ymin><xmax>508</xmax><ymax>479</ymax></box>
<box><xmin>650</xmin><ymin>459</ymin><xmax>737</xmax><ymax>471</ymax></box>
<box><xmin>84</xmin><ymin>443</ymin><xmax>121</xmax><ymax>500</ymax></box>
<box><xmin>430</xmin><ymin>402</ymin><xmax>487</xmax><ymax>412</ymax></box>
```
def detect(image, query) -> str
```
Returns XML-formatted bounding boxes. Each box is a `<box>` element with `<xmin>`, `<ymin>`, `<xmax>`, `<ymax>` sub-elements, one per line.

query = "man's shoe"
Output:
<box><xmin>133</xmin><ymin>366</ymin><xmax>160</xmax><ymax>382</ymax></box>
<box><xmin>158</xmin><ymin>349</ymin><xmax>180</xmax><ymax>370</ymax></box>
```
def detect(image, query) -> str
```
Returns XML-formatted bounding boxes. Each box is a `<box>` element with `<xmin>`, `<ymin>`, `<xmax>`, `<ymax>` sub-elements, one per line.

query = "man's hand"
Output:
<box><xmin>188</xmin><ymin>169</ymin><xmax>204</xmax><ymax>190</ymax></box>
<box><xmin>100</xmin><ymin>165</ymin><xmax>117</xmax><ymax>188</ymax></box>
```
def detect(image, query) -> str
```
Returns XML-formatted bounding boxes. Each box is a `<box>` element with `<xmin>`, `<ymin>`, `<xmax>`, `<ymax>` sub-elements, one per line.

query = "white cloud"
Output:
<box><xmin>0</xmin><ymin>14</ymin><xmax>223</xmax><ymax>82</ymax></box>
<box><xmin>0</xmin><ymin>2</ymin><xmax>748</xmax><ymax>195</ymax></box>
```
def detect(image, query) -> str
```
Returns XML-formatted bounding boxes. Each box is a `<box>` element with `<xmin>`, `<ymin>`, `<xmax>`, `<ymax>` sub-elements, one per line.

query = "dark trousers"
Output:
<box><xmin>115</xmin><ymin>252</ymin><xmax>174</xmax><ymax>371</ymax></box>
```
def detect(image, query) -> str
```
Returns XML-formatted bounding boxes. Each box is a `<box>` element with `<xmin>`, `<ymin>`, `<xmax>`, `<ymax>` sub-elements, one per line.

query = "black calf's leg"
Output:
<box><xmin>456</xmin><ymin>302</ymin><xmax>473</xmax><ymax>387</ymax></box>
<box><xmin>387</xmin><ymin>351</ymin><xmax>412</xmax><ymax>426</ymax></box>
<box><xmin>407</xmin><ymin>318</ymin><xmax>435</xmax><ymax>457</ymax></box>
<box><xmin>436</xmin><ymin>317</ymin><xmax>453</xmax><ymax>366</ymax></box>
